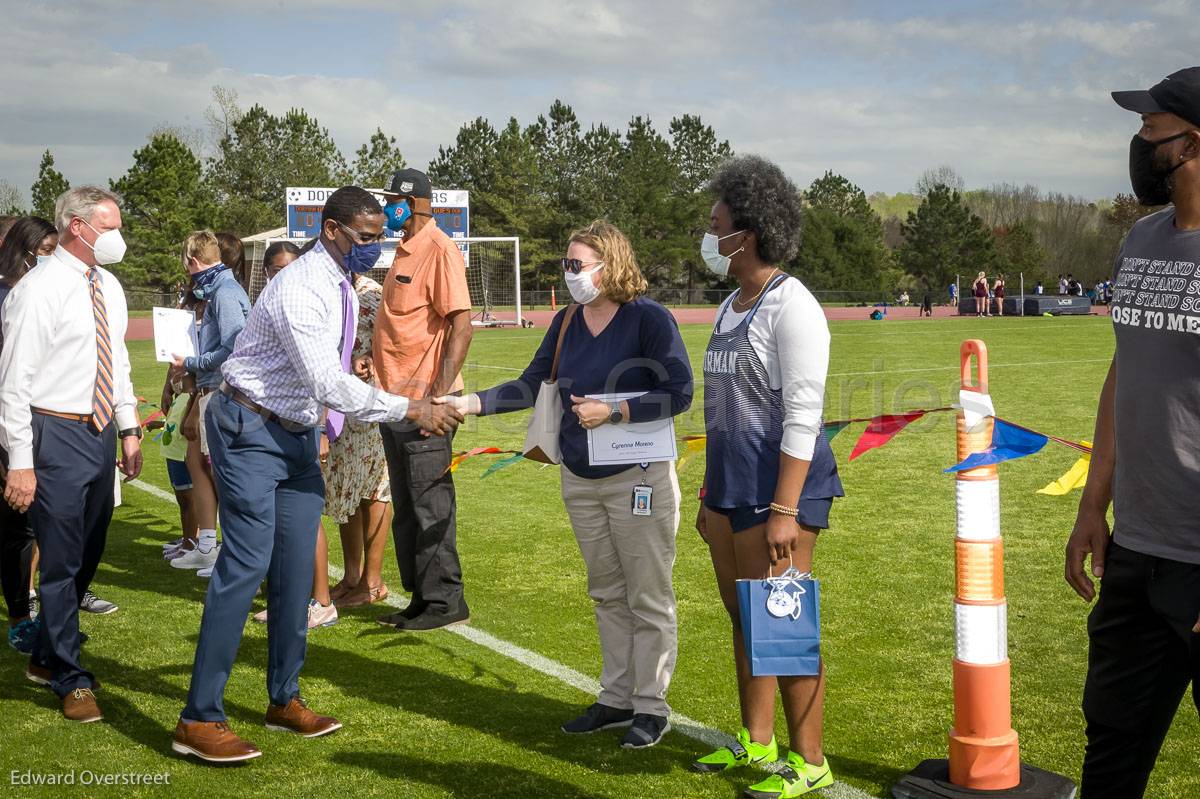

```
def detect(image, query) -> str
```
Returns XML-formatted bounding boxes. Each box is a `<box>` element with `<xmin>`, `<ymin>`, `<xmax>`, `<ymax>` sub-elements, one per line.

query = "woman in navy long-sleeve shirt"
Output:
<box><xmin>447</xmin><ymin>220</ymin><xmax>692</xmax><ymax>749</ymax></box>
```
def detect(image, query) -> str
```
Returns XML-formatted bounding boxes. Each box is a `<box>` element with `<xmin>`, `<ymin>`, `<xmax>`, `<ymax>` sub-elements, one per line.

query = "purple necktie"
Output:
<box><xmin>325</xmin><ymin>276</ymin><xmax>355</xmax><ymax>442</ymax></box>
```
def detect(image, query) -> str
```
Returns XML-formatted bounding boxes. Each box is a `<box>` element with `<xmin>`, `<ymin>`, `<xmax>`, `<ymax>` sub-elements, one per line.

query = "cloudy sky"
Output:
<box><xmin>0</xmin><ymin>0</ymin><xmax>1194</xmax><ymax>206</ymax></box>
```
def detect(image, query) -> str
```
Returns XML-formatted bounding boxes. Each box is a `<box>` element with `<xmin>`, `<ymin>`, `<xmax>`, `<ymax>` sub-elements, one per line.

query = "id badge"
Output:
<box><xmin>632</xmin><ymin>484</ymin><xmax>654</xmax><ymax>517</ymax></box>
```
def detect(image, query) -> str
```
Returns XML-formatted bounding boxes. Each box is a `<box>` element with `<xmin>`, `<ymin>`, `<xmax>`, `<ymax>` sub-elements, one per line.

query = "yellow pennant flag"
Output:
<box><xmin>677</xmin><ymin>435</ymin><xmax>707</xmax><ymax>471</ymax></box>
<box><xmin>1037</xmin><ymin>441</ymin><xmax>1092</xmax><ymax>496</ymax></box>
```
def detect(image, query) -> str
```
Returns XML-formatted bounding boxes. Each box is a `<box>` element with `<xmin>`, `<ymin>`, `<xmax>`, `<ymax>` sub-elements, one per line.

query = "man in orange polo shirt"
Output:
<box><xmin>370</xmin><ymin>169</ymin><xmax>474</xmax><ymax>631</ymax></box>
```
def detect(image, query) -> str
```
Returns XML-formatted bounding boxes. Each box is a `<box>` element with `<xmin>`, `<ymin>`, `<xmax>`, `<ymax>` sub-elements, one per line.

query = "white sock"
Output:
<box><xmin>197</xmin><ymin>529</ymin><xmax>218</xmax><ymax>553</ymax></box>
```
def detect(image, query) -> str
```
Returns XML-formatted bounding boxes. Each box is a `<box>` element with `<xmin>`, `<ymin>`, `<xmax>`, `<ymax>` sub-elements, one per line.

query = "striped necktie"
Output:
<box><xmin>88</xmin><ymin>267</ymin><xmax>114</xmax><ymax>433</ymax></box>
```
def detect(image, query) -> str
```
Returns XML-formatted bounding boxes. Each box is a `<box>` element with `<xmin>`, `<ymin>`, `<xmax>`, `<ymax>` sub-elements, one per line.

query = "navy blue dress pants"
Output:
<box><xmin>28</xmin><ymin>414</ymin><xmax>115</xmax><ymax>697</ymax></box>
<box><xmin>182</xmin><ymin>393</ymin><xmax>324</xmax><ymax>721</ymax></box>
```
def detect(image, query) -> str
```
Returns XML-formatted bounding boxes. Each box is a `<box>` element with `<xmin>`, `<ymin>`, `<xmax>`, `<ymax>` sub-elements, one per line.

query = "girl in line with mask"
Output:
<box><xmin>0</xmin><ymin>216</ymin><xmax>57</xmax><ymax>653</ymax></box>
<box><xmin>440</xmin><ymin>220</ymin><xmax>693</xmax><ymax>750</ymax></box>
<box><xmin>692</xmin><ymin>155</ymin><xmax>843</xmax><ymax>799</ymax></box>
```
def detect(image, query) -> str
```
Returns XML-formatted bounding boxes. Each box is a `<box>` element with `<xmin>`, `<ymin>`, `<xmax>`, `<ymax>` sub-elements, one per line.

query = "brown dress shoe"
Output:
<box><xmin>172</xmin><ymin>720</ymin><xmax>262</xmax><ymax>763</ymax></box>
<box><xmin>265</xmin><ymin>697</ymin><xmax>342</xmax><ymax>738</ymax></box>
<box><xmin>62</xmin><ymin>688</ymin><xmax>102</xmax><ymax>723</ymax></box>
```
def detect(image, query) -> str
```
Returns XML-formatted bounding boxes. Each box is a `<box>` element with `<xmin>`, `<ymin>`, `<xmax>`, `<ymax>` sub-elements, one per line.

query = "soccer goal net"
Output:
<box><xmin>244</xmin><ymin>235</ymin><xmax>524</xmax><ymax>328</ymax></box>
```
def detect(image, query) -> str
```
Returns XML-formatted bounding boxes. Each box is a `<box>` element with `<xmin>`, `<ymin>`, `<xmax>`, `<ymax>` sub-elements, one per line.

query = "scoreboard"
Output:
<box><xmin>285</xmin><ymin>187</ymin><xmax>470</xmax><ymax>262</ymax></box>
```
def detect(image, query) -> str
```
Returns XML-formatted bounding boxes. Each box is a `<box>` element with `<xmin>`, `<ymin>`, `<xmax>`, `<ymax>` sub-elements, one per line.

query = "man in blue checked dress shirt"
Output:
<box><xmin>172</xmin><ymin>187</ymin><xmax>462</xmax><ymax>763</ymax></box>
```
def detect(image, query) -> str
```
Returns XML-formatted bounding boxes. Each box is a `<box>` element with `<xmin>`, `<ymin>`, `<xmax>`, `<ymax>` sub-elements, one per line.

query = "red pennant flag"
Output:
<box><xmin>849</xmin><ymin>411</ymin><xmax>927</xmax><ymax>461</ymax></box>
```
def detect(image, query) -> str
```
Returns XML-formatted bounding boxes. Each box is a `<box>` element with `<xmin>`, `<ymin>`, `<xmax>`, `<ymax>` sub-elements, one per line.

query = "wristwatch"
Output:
<box><xmin>118</xmin><ymin>426</ymin><xmax>143</xmax><ymax>440</ymax></box>
<box><xmin>608</xmin><ymin>402</ymin><xmax>624</xmax><ymax>425</ymax></box>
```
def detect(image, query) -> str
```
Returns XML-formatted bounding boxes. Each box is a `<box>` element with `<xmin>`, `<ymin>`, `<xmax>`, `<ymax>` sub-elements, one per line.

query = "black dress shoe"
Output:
<box><xmin>376</xmin><ymin>601</ymin><xmax>427</xmax><ymax>628</ymax></box>
<box><xmin>396</xmin><ymin>602</ymin><xmax>470</xmax><ymax>632</ymax></box>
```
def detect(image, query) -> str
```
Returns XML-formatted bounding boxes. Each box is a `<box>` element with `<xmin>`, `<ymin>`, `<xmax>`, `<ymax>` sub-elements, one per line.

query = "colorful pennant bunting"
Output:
<box><xmin>481</xmin><ymin>451</ymin><xmax>529</xmax><ymax>479</ymax></box>
<box><xmin>945</xmin><ymin>418</ymin><xmax>1048</xmax><ymax>472</ymax></box>
<box><xmin>1037</xmin><ymin>441</ymin><xmax>1092</xmax><ymax>495</ymax></box>
<box><xmin>849</xmin><ymin>411</ymin><xmax>930</xmax><ymax>461</ymax></box>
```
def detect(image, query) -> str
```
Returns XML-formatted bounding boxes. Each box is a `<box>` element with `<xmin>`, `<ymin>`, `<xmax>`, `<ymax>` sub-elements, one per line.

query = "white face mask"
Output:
<box><xmin>700</xmin><ymin>231</ymin><xmax>746</xmax><ymax>277</ymax></box>
<box><xmin>80</xmin><ymin>219</ymin><xmax>127</xmax><ymax>265</ymax></box>
<box><xmin>565</xmin><ymin>263</ymin><xmax>604</xmax><ymax>305</ymax></box>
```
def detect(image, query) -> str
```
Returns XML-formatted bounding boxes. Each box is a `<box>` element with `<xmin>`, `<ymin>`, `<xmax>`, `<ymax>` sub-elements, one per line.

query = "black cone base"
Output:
<box><xmin>892</xmin><ymin>759</ymin><xmax>1076</xmax><ymax>799</ymax></box>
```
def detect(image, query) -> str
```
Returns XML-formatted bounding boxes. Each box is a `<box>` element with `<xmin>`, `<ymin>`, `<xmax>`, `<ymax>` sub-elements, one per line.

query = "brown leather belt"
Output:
<box><xmin>32</xmin><ymin>407</ymin><xmax>91</xmax><ymax>424</ymax></box>
<box><xmin>218</xmin><ymin>382</ymin><xmax>312</xmax><ymax>433</ymax></box>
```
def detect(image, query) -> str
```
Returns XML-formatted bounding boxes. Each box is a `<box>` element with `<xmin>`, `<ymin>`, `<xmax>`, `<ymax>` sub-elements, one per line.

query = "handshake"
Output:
<box><xmin>403</xmin><ymin>394</ymin><xmax>482</xmax><ymax>436</ymax></box>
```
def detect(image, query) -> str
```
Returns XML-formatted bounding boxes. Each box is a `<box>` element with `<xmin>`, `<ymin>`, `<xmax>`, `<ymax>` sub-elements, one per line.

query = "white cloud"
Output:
<box><xmin>0</xmin><ymin>0</ymin><xmax>1189</xmax><ymax>209</ymax></box>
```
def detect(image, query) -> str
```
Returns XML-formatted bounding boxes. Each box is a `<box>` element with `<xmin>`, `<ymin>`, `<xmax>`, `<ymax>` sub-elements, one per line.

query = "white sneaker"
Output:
<box><xmin>170</xmin><ymin>544</ymin><xmax>220</xmax><ymax>570</ymax></box>
<box><xmin>162</xmin><ymin>537</ymin><xmax>184</xmax><ymax>551</ymax></box>
<box><xmin>79</xmin><ymin>591</ymin><xmax>119</xmax><ymax>615</ymax></box>
<box><xmin>252</xmin><ymin>608</ymin><xmax>269</xmax><ymax>623</ymax></box>
<box><xmin>308</xmin><ymin>600</ymin><xmax>338</xmax><ymax>629</ymax></box>
<box><xmin>196</xmin><ymin>567</ymin><xmax>213</xmax><ymax>578</ymax></box>
<box><xmin>165</xmin><ymin>539</ymin><xmax>196</xmax><ymax>561</ymax></box>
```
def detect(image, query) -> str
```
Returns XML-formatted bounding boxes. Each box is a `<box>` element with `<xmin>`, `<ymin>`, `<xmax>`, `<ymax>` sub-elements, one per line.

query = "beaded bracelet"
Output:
<box><xmin>769</xmin><ymin>502</ymin><xmax>799</xmax><ymax>518</ymax></box>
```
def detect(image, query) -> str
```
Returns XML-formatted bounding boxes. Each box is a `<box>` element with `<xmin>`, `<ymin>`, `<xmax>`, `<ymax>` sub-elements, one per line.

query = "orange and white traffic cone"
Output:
<box><xmin>948</xmin><ymin>339</ymin><xmax>1019</xmax><ymax>790</ymax></box>
<box><xmin>893</xmin><ymin>339</ymin><xmax>1075</xmax><ymax>799</ymax></box>
<box><xmin>550</xmin><ymin>285</ymin><xmax>557</xmax><ymax>311</ymax></box>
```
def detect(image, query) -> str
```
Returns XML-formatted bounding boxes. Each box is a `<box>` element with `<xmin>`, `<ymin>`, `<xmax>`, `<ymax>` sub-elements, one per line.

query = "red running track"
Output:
<box><xmin>125</xmin><ymin>304</ymin><xmax>1111</xmax><ymax>341</ymax></box>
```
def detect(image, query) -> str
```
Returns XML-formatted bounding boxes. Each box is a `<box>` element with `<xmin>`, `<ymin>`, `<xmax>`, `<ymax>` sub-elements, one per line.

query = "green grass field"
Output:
<box><xmin>3</xmin><ymin>315</ymin><xmax>1197</xmax><ymax>798</ymax></box>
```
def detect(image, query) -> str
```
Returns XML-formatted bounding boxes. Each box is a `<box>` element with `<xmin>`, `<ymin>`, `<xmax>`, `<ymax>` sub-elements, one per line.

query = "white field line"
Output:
<box><xmin>126</xmin><ymin>478</ymin><xmax>876</xmax><ymax>798</ymax></box>
<box><xmin>828</xmin><ymin>357</ymin><xmax>1112</xmax><ymax>377</ymax></box>
<box><xmin>465</xmin><ymin>357</ymin><xmax>1113</xmax><ymax>379</ymax></box>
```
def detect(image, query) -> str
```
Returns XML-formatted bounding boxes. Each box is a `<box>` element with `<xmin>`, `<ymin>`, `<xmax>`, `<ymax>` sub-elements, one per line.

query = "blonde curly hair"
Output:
<box><xmin>568</xmin><ymin>220</ymin><xmax>648</xmax><ymax>304</ymax></box>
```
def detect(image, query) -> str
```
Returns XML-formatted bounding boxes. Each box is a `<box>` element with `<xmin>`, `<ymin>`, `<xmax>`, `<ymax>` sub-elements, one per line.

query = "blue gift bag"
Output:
<box><xmin>735</xmin><ymin>568</ymin><xmax>820</xmax><ymax>677</ymax></box>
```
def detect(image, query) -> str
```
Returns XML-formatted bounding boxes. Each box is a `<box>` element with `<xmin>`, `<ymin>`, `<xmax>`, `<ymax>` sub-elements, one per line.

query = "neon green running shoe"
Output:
<box><xmin>744</xmin><ymin>752</ymin><xmax>834</xmax><ymax>798</ymax></box>
<box><xmin>691</xmin><ymin>727</ymin><xmax>778</xmax><ymax>773</ymax></box>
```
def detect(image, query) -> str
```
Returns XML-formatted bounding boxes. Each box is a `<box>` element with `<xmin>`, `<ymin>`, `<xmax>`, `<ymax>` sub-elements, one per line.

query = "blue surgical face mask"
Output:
<box><xmin>383</xmin><ymin>200</ymin><xmax>411</xmax><ymax>231</ymax></box>
<box><xmin>346</xmin><ymin>241</ymin><xmax>381</xmax><ymax>273</ymax></box>
<box><xmin>333</xmin><ymin>222</ymin><xmax>383</xmax><ymax>274</ymax></box>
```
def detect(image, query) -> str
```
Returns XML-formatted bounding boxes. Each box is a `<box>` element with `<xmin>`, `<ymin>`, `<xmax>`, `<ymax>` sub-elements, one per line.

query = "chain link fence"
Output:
<box><xmin>520</xmin><ymin>286</ymin><xmax>906</xmax><ymax>310</ymax></box>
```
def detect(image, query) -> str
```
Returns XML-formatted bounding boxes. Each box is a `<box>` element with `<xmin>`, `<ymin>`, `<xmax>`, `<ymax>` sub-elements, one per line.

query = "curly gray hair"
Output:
<box><xmin>707</xmin><ymin>155</ymin><xmax>802</xmax><ymax>264</ymax></box>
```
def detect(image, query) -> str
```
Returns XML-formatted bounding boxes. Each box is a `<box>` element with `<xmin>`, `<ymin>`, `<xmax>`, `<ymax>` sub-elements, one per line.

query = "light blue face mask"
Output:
<box><xmin>384</xmin><ymin>200</ymin><xmax>412</xmax><ymax>231</ymax></box>
<box><xmin>26</xmin><ymin>252</ymin><xmax>51</xmax><ymax>271</ymax></box>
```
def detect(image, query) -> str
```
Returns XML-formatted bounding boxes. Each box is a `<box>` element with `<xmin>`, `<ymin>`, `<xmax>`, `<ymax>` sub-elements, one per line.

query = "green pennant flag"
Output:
<box><xmin>482</xmin><ymin>451</ymin><xmax>527</xmax><ymax>479</ymax></box>
<box><xmin>824</xmin><ymin>422</ymin><xmax>849</xmax><ymax>440</ymax></box>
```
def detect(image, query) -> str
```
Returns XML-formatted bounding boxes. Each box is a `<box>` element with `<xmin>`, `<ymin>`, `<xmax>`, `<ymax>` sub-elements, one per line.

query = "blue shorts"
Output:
<box><xmin>166</xmin><ymin>458</ymin><xmax>192</xmax><ymax>491</ymax></box>
<box><xmin>705</xmin><ymin>429</ymin><xmax>843</xmax><ymax>533</ymax></box>
<box><xmin>709</xmin><ymin>497</ymin><xmax>833</xmax><ymax>533</ymax></box>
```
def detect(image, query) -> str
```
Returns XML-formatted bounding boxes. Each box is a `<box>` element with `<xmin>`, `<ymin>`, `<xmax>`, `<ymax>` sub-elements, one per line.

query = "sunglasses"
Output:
<box><xmin>561</xmin><ymin>258</ymin><xmax>604</xmax><ymax>274</ymax></box>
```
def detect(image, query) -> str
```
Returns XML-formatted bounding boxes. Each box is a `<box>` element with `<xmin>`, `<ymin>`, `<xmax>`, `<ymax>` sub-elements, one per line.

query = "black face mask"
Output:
<box><xmin>1129</xmin><ymin>132</ymin><xmax>1190</xmax><ymax>206</ymax></box>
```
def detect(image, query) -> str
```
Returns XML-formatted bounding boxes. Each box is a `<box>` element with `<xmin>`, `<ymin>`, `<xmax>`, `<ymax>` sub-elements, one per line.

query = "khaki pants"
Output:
<box><xmin>560</xmin><ymin>461</ymin><xmax>680</xmax><ymax>717</ymax></box>
<box><xmin>198</xmin><ymin>392</ymin><xmax>213</xmax><ymax>457</ymax></box>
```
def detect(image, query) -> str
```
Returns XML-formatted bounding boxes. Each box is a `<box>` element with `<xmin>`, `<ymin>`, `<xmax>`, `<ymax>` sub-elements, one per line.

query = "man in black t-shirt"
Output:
<box><xmin>1067</xmin><ymin>67</ymin><xmax>1200</xmax><ymax>799</ymax></box>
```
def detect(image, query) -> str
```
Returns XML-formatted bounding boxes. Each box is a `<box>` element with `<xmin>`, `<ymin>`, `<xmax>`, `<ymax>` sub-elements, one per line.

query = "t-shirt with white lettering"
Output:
<box><xmin>714</xmin><ymin>275</ymin><xmax>829</xmax><ymax>460</ymax></box>
<box><xmin>1109</xmin><ymin>207</ymin><xmax>1200</xmax><ymax>564</ymax></box>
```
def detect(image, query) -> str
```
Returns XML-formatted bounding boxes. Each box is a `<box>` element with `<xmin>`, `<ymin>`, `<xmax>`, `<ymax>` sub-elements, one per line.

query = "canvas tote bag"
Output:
<box><xmin>523</xmin><ymin>303</ymin><xmax>581</xmax><ymax>464</ymax></box>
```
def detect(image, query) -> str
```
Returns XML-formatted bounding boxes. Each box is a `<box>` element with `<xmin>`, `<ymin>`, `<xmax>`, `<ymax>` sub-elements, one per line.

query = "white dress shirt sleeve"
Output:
<box><xmin>269</xmin><ymin>281</ymin><xmax>410</xmax><ymax>422</ymax></box>
<box><xmin>774</xmin><ymin>287</ymin><xmax>830</xmax><ymax>461</ymax></box>
<box><xmin>107</xmin><ymin>276</ymin><xmax>138</xmax><ymax>431</ymax></box>
<box><xmin>0</xmin><ymin>283</ymin><xmax>53</xmax><ymax>469</ymax></box>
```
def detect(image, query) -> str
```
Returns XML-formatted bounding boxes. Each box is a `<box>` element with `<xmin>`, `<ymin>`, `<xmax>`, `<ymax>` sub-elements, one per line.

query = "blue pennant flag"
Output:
<box><xmin>945</xmin><ymin>418</ymin><xmax>1048</xmax><ymax>473</ymax></box>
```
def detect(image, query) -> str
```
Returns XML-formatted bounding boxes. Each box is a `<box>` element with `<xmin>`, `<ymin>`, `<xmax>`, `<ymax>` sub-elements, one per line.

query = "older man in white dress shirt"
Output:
<box><xmin>171</xmin><ymin>186</ymin><xmax>462</xmax><ymax>763</ymax></box>
<box><xmin>0</xmin><ymin>186</ymin><xmax>143</xmax><ymax>724</ymax></box>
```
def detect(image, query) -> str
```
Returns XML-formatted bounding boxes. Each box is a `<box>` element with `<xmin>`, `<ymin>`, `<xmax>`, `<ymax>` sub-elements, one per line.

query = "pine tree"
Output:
<box><xmin>794</xmin><ymin>172</ymin><xmax>895</xmax><ymax>296</ymax></box>
<box><xmin>30</xmin><ymin>150</ymin><xmax>70</xmax><ymax>221</ymax></box>
<box><xmin>898</xmin><ymin>185</ymin><xmax>997</xmax><ymax>289</ymax></box>
<box><xmin>351</xmin><ymin>128</ymin><xmax>406</xmax><ymax>189</ymax></box>
<box><xmin>112</xmin><ymin>133</ymin><xmax>216</xmax><ymax>289</ymax></box>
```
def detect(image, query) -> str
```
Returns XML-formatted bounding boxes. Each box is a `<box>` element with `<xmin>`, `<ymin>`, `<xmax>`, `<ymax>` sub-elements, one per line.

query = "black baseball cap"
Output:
<box><xmin>1112</xmin><ymin>67</ymin><xmax>1200</xmax><ymax>128</ymax></box>
<box><xmin>385</xmin><ymin>168</ymin><xmax>432</xmax><ymax>199</ymax></box>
